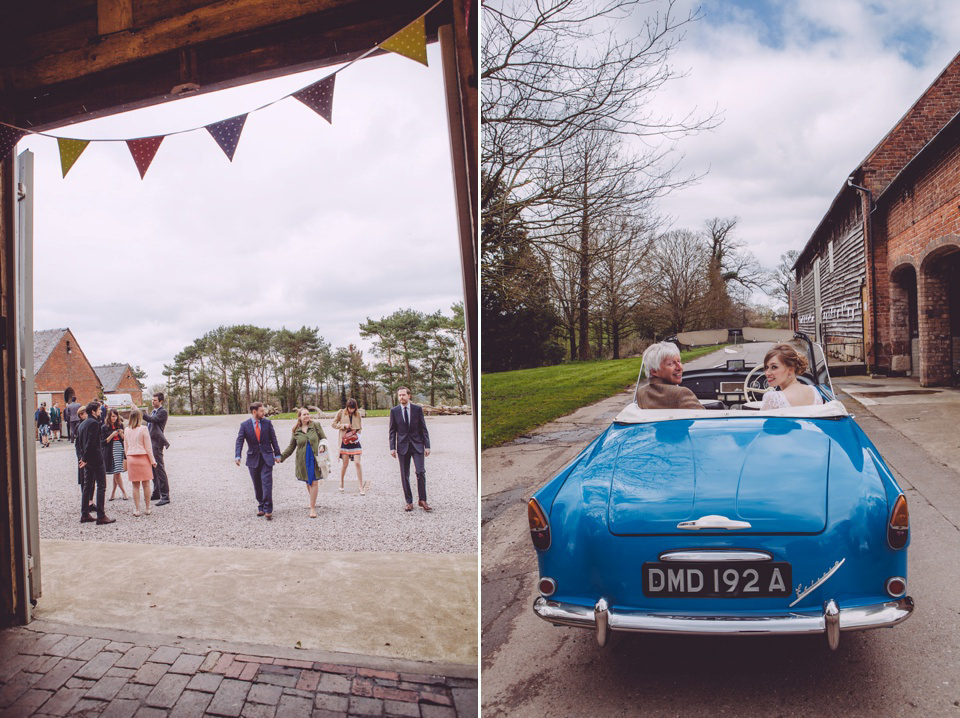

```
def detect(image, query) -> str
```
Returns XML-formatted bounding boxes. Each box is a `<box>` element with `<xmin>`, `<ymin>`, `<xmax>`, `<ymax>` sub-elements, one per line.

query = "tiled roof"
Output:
<box><xmin>33</xmin><ymin>329</ymin><xmax>68</xmax><ymax>377</ymax></box>
<box><xmin>93</xmin><ymin>364</ymin><xmax>130</xmax><ymax>392</ymax></box>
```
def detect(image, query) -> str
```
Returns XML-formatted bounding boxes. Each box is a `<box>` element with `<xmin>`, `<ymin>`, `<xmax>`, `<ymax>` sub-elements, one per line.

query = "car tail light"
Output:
<box><xmin>886</xmin><ymin>577</ymin><xmax>906</xmax><ymax>598</ymax></box>
<box><xmin>538</xmin><ymin>578</ymin><xmax>556</xmax><ymax>596</ymax></box>
<box><xmin>888</xmin><ymin>495</ymin><xmax>909</xmax><ymax>550</ymax></box>
<box><xmin>528</xmin><ymin>499</ymin><xmax>551</xmax><ymax>550</ymax></box>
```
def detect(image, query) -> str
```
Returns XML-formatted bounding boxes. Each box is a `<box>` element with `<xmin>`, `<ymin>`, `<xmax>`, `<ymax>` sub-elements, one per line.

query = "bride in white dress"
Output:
<box><xmin>760</xmin><ymin>343</ymin><xmax>824</xmax><ymax>409</ymax></box>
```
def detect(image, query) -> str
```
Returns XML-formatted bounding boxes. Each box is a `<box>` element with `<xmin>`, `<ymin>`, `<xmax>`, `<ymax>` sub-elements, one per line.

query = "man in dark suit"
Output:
<box><xmin>76</xmin><ymin>402</ymin><xmax>115</xmax><ymax>525</ymax></box>
<box><xmin>235</xmin><ymin>401</ymin><xmax>282</xmax><ymax>520</ymax></box>
<box><xmin>142</xmin><ymin>392</ymin><xmax>171</xmax><ymax>505</ymax></box>
<box><xmin>389</xmin><ymin>386</ymin><xmax>432</xmax><ymax>512</ymax></box>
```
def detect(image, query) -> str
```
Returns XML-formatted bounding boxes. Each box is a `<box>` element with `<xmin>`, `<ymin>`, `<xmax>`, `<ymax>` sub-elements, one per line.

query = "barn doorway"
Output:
<box><xmin>890</xmin><ymin>263</ymin><xmax>919</xmax><ymax>376</ymax></box>
<box><xmin>0</xmin><ymin>1</ymin><xmax>477</xmax><ymax>663</ymax></box>
<box><xmin>917</xmin><ymin>246</ymin><xmax>960</xmax><ymax>386</ymax></box>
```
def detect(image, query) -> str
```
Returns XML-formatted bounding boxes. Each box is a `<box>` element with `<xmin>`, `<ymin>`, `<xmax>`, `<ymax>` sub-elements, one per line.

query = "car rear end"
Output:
<box><xmin>530</xmin><ymin>415</ymin><xmax>913</xmax><ymax>649</ymax></box>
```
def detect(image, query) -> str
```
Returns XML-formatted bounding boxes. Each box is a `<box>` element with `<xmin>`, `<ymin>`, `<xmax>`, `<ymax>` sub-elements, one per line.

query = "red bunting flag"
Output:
<box><xmin>292</xmin><ymin>75</ymin><xmax>336</xmax><ymax>124</ymax></box>
<box><xmin>206</xmin><ymin>114</ymin><xmax>248</xmax><ymax>162</ymax></box>
<box><xmin>0</xmin><ymin>125</ymin><xmax>27</xmax><ymax>159</ymax></box>
<box><xmin>126</xmin><ymin>136</ymin><xmax>165</xmax><ymax>179</ymax></box>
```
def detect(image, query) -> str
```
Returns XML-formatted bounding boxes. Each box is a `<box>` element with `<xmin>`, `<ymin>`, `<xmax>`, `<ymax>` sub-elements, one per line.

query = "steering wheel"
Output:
<box><xmin>743</xmin><ymin>365</ymin><xmax>770</xmax><ymax>403</ymax></box>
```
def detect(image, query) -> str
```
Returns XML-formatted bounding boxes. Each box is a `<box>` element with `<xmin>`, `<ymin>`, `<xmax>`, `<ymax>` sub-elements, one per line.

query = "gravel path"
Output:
<box><xmin>37</xmin><ymin>414</ymin><xmax>477</xmax><ymax>555</ymax></box>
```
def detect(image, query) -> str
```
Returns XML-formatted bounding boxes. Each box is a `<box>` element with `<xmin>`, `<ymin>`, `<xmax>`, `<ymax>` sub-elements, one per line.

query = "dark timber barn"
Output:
<box><xmin>795</xmin><ymin>50</ymin><xmax>960</xmax><ymax>385</ymax></box>
<box><xmin>0</xmin><ymin>0</ymin><xmax>477</xmax><ymax>627</ymax></box>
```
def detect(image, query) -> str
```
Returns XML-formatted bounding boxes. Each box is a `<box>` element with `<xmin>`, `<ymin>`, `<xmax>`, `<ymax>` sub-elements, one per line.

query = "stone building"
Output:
<box><xmin>94</xmin><ymin>363</ymin><xmax>143</xmax><ymax>405</ymax></box>
<box><xmin>795</xmin><ymin>50</ymin><xmax>960</xmax><ymax>385</ymax></box>
<box><xmin>33</xmin><ymin>328</ymin><xmax>102</xmax><ymax>409</ymax></box>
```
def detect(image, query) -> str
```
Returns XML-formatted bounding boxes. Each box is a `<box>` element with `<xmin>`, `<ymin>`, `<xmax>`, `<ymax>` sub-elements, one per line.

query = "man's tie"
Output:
<box><xmin>403</xmin><ymin>406</ymin><xmax>409</xmax><ymax>426</ymax></box>
<box><xmin>255</xmin><ymin>420</ymin><xmax>261</xmax><ymax>441</ymax></box>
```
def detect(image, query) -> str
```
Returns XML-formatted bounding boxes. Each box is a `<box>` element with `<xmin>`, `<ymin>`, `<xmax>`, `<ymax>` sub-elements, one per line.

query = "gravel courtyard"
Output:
<box><xmin>37</xmin><ymin>414</ymin><xmax>477</xmax><ymax>555</ymax></box>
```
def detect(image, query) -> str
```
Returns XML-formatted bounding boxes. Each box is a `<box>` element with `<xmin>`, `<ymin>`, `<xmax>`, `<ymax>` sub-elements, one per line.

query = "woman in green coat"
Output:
<box><xmin>279</xmin><ymin>408</ymin><xmax>328</xmax><ymax>518</ymax></box>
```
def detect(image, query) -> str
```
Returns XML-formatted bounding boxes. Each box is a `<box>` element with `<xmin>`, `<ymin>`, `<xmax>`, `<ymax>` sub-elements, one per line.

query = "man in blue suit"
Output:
<box><xmin>235</xmin><ymin>401</ymin><xmax>282</xmax><ymax>520</ymax></box>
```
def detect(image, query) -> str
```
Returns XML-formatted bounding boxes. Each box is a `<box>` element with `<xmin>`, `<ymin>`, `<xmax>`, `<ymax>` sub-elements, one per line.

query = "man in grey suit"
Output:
<box><xmin>142</xmin><ymin>392</ymin><xmax>171</xmax><ymax>505</ymax></box>
<box><xmin>65</xmin><ymin>397</ymin><xmax>82</xmax><ymax>442</ymax></box>
<box><xmin>388</xmin><ymin>387</ymin><xmax>432</xmax><ymax>512</ymax></box>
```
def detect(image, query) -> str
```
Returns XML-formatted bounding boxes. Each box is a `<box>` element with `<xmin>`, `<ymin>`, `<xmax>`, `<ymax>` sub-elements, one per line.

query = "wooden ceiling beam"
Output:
<box><xmin>98</xmin><ymin>0</ymin><xmax>134</xmax><ymax>36</ymax></box>
<box><xmin>5</xmin><ymin>0</ymin><xmax>433</xmax><ymax>93</ymax></box>
<box><xmin>7</xmin><ymin>0</ymin><xmax>446</xmax><ymax>131</ymax></box>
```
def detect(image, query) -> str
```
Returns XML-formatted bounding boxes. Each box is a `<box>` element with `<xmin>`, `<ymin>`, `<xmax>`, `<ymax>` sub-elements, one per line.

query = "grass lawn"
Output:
<box><xmin>481</xmin><ymin>345</ymin><xmax>725</xmax><ymax>450</ymax></box>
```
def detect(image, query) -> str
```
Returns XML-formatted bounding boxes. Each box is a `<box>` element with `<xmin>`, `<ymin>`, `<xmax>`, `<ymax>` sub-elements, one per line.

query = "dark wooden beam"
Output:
<box><xmin>6</xmin><ymin>0</ymin><xmax>433</xmax><ymax>92</ymax></box>
<box><xmin>98</xmin><ymin>0</ymin><xmax>134</xmax><ymax>36</ymax></box>
<box><xmin>7</xmin><ymin>0</ymin><xmax>445</xmax><ymax>131</ymax></box>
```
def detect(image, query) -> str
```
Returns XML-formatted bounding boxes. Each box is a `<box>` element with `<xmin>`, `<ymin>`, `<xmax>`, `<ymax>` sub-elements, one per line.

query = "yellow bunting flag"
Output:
<box><xmin>58</xmin><ymin>138</ymin><xmax>90</xmax><ymax>178</ymax></box>
<box><xmin>381</xmin><ymin>16</ymin><xmax>428</xmax><ymax>66</ymax></box>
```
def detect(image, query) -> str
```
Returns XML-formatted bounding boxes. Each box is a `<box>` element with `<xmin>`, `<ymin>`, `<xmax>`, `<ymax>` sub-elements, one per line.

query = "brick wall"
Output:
<box><xmin>34</xmin><ymin>330</ymin><xmax>102</xmax><ymax>409</ymax></box>
<box><xmin>876</xmin><ymin>124</ymin><xmax>960</xmax><ymax>385</ymax></box>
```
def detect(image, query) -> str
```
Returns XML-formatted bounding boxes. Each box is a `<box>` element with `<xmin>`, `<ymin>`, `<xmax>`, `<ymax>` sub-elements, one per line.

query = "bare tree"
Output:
<box><xmin>651</xmin><ymin>228</ymin><xmax>709</xmax><ymax>333</ymax></box>
<box><xmin>770</xmin><ymin>249</ymin><xmax>799</xmax><ymax>310</ymax></box>
<box><xmin>482</xmin><ymin>0</ymin><xmax>717</xmax><ymax>229</ymax></box>
<box><xmin>593</xmin><ymin>216</ymin><xmax>658</xmax><ymax>357</ymax></box>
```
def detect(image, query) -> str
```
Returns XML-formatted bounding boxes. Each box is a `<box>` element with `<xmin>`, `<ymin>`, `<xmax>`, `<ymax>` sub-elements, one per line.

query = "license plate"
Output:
<box><xmin>642</xmin><ymin>562</ymin><xmax>792</xmax><ymax>598</ymax></box>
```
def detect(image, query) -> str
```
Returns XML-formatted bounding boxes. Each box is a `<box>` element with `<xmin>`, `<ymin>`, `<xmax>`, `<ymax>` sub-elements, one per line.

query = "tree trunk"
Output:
<box><xmin>568</xmin><ymin>323</ymin><xmax>576</xmax><ymax>360</ymax></box>
<box><xmin>186</xmin><ymin>366</ymin><xmax>194</xmax><ymax>415</ymax></box>
<box><xmin>612</xmin><ymin>319</ymin><xmax>621</xmax><ymax>360</ymax></box>
<box><xmin>577</xmin><ymin>156</ymin><xmax>591</xmax><ymax>361</ymax></box>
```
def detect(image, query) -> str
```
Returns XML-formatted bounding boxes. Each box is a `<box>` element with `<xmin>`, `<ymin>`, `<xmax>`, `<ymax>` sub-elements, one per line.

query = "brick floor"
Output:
<box><xmin>0</xmin><ymin>622</ymin><xmax>477</xmax><ymax>717</ymax></box>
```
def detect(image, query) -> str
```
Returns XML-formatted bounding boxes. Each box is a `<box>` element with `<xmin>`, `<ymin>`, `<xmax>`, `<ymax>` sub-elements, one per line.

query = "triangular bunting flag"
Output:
<box><xmin>58</xmin><ymin>138</ymin><xmax>90</xmax><ymax>178</ymax></box>
<box><xmin>126</xmin><ymin>136</ymin><xmax>164</xmax><ymax>179</ymax></box>
<box><xmin>0</xmin><ymin>125</ymin><xmax>27</xmax><ymax>159</ymax></box>
<box><xmin>292</xmin><ymin>75</ymin><xmax>336</xmax><ymax>124</ymax></box>
<box><xmin>381</xmin><ymin>16</ymin><xmax>428</xmax><ymax>66</ymax></box>
<box><xmin>205</xmin><ymin>114</ymin><xmax>248</xmax><ymax>162</ymax></box>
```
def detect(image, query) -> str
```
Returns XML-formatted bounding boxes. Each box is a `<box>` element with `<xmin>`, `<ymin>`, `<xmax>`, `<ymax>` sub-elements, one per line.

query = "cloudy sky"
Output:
<box><xmin>638</xmin><ymin>0</ymin><xmax>960</xmax><ymax>298</ymax></box>
<box><xmin>18</xmin><ymin>42</ymin><xmax>463</xmax><ymax>387</ymax></box>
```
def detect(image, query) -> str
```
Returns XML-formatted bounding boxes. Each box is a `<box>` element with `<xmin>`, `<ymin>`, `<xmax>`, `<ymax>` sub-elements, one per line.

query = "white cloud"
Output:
<box><xmin>640</xmin><ymin>0</ymin><xmax>960</xmax><ymax>293</ymax></box>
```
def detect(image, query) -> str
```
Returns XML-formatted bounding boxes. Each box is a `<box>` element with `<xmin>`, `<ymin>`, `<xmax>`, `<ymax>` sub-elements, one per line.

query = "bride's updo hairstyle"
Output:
<box><xmin>763</xmin><ymin>343</ymin><xmax>808</xmax><ymax>376</ymax></box>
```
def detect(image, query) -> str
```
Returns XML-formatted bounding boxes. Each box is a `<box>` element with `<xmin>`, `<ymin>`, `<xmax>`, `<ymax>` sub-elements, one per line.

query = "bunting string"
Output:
<box><xmin>0</xmin><ymin>0</ymin><xmax>439</xmax><ymax>178</ymax></box>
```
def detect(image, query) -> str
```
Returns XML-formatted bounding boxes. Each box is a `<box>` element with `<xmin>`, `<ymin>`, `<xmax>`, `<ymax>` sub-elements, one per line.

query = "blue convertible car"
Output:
<box><xmin>530</xmin><ymin>330</ymin><xmax>913</xmax><ymax>650</ymax></box>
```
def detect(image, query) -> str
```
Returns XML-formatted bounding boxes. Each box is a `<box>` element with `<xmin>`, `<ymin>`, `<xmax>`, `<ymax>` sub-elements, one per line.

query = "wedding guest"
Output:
<box><xmin>123</xmin><ymin>408</ymin><xmax>156</xmax><ymax>517</ymax></box>
<box><xmin>76</xmin><ymin>402</ymin><xmax>115</xmax><ymax>525</ymax></box>
<box><xmin>50</xmin><ymin>401</ymin><xmax>62</xmax><ymax>441</ymax></box>
<box><xmin>36</xmin><ymin>403</ymin><xmax>51</xmax><ymax>448</ymax></box>
<box><xmin>332</xmin><ymin>399</ymin><xmax>367</xmax><ymax>494</ymax></box>
<box><xmin>103</xmin><ymin>409</ymin><xmax>128</xmax><ymax>501</ymax></box>
<box><xmin>279</xmin><ymin>408</ymin><xmax>328</xmax><ymax>519</ymax></box>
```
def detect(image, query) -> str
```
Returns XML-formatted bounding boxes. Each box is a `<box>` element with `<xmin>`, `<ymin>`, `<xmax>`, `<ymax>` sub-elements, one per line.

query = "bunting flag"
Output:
<box><xmin>2</xmin><ymin>2</ymin><xmax>438</xmax><ymax>178</ymax></box>
<box><xmin>126</xmin><ymin>136</ymin><xmax>165</xmax><ymax>179</ymax></box>
<box><xmin>58</xmin><ymin>138</ymin><xmax>90</xmax><ymax>177</ymax></box>
<box><xmin>205</xmin><ymin>114</ymin><xmax>248</xmax><ymax>162</ymax></box>
<box><xmin>381</xmin><ymin>16</ymin><xmax>428</xmax><ymax>66</ymax></box>
<box><xmin>0</xmin><ymin>125</ymin><xmax>27</xmax><ymax>159</ymax></box>
<box><xmin>293</xmin><ymin>75</ymin><xmax>336</xmax><ymax>124</ymax></box>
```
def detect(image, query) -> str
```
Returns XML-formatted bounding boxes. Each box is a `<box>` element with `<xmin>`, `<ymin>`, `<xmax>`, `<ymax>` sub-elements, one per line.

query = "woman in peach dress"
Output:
<box><xmin>124</xmin><ymin>408</ymin><xmax>157</xmax><ymax>517</ymax></box>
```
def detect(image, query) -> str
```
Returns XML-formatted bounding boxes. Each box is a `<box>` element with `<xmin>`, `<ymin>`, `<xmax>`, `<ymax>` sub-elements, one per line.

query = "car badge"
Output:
<box><xmin>788</xmin><ymin>558</ymin><xmax>846</xmax><ymax>608</ymax></box>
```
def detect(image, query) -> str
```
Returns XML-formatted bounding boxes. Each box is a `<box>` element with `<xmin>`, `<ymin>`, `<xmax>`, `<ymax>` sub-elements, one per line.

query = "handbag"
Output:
<box><xmin>343</xmin><ymin>428</ymin><xmax>360</xmax><ymax>445</ymax></box>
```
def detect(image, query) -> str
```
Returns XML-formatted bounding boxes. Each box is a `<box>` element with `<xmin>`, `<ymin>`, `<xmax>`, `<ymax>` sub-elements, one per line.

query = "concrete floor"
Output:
<box><xmin>35</xmin><ymin>539</ymin><xmax>478</xmax><ymax>668</ymax></box>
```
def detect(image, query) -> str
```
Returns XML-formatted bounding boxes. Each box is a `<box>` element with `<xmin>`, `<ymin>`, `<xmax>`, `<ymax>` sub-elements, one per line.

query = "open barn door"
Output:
<box><xmin>15</xmin><ymin>149</ymin><xmax>40</xmax><ymax>619</ymax></box>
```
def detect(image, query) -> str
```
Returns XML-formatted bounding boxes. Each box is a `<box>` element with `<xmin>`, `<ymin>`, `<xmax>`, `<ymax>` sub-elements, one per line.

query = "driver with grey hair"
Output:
<box><xmin>636</xmin><ymin>342</ymin><xmax>702</xmax><ymax>409</ymax></box>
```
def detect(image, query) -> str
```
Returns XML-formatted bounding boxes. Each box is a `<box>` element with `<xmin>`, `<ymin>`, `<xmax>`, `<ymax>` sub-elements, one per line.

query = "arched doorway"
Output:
<box><xmin>889</xmin><ymin>262</ymin><xmax>918</xmax><ymax>376</ymax></box>
<box><xmin>918</xmin><ymin>245</ymin><xmax>960</xmax><ymax>386</ymax></box>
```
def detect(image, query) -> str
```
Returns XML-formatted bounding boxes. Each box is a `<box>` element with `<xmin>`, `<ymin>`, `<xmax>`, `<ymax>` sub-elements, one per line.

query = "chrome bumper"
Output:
<box><xmin>533</xmin><ymin>595</ymin><xmax>914</xmax><ymax>650</ymax></box>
